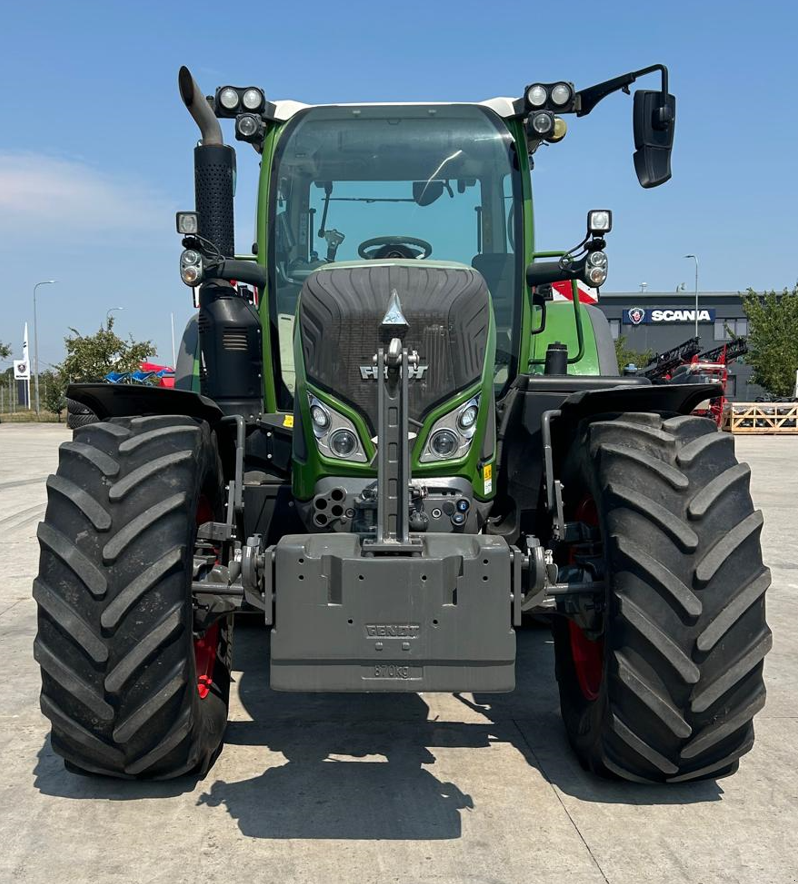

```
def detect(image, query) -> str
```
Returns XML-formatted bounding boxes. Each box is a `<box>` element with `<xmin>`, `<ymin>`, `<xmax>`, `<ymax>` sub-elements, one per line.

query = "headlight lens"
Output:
<box><xmin>310</xmin><ymin>403</ymin><xmax>330</xmax><ymax>433</ymax></box>
<box><xmin>236</xmin><ymin>113</ymin><xmax>260</xmax><ymax>139</ymax></box>
<box><xmin>329</xmin><ymin>429</ymin><xmax>357</xmax><ymax>458</ymax></box>
<box><xmin>587</xmin><ymin>250</ymin><xmax>608</xmax><ymax>269</ymax></box>
<box><xmin>550</xmin><ymin>82</ymin><xmax>572</xmax><ymax>106</ymax></box>
<box><xmin>181</xmin><ymin>249</ymin><xmax>201</xmax><ymax>266</ymax></box>
<box><xmin>175</xmin><ymin>211</ymin><xmax>198</xmax><ymax>235</ymax></box>
<box><xmin>526</xmin><ymin>84</ymin><xmax>548</xmax><ymax>107</ymax></box>
<box><xmin>180</xmin><ymin>264</ymin><xmax>203</xmax><ymax>286</ymax></box>
<box><xmin>420</xmin><ymin>394</ymin><xmax>481</xmax><ymax>463</ymax></box>
<box><xmin>218</xmin><ymin>87</ymin><xmax>240</xmax><ymax>111</ymax></box>
<box><xmin>456</xmin><ymin>396</ymin><xmax>480</xmax><ymax>438</ymax></box>
<box><xmin>307</xmin><ymin>393</ymin><xmax>367</xmax><ymax>462</ymax></box>
<box><xmin>458</xmin><ymin>404</ymin><xmax>478</xmax><ymax>431</ymax></box>
<box><xmin>586</xmin><ymin>265</ymin><xmax>607</xmax><ymax>287</ymax></box>
<box><xmin>242</xmin><ymin>88</ymin><xmax>264</xmax><ymax>111</ymax></box>
<box><xmin>588</xmin><ymin>209</ymin><xmax>613</xmax><ymax>234</ymax></box>
<box><xmin>430</xmin><ymin>429</ymin><xmax>459</xmax><ymax>459</ymax></box>
<box><xmin>179</xmin><ymin>249</ymin><xmax>203</xmax><ymax>287</ymax></box>
<box><xmin>529</xmin><ymin>111</ymin><xmax>554</xmax><ymax>136</ymax></box>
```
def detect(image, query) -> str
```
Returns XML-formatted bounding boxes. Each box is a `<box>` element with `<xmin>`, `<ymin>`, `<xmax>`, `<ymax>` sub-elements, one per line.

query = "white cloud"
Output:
<box><xmin>0</xmin><ymin>152</ymin><xmax>175</xmax><ymax>238</ymax></box>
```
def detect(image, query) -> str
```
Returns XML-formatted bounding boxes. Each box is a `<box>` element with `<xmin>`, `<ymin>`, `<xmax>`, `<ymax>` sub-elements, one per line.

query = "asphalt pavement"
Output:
<box><xmin>1</xmin><ymin>423</ymin><xmax>796</xmax><ymax>884</ymax></box>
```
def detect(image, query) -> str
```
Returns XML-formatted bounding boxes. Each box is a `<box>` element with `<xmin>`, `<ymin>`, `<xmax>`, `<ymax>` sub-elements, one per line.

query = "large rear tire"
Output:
<box><xmin>554</xmin><ymin>413</ymin><xmax>771</xmax><ymax>783</ymax></box>
<box><xmin>34</xmin><ymin>415</ymin><xmax>231</xmax><ymax>779</ymax></box>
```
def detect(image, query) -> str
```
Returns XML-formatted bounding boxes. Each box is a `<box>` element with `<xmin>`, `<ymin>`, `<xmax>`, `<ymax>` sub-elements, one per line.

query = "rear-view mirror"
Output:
<box><xmin>633</xmin><ymin>89</ymin><xmax>676</xmax><ymax>188</ymax></box>
<box><xmin>413</xmin><ymin>180</ymin><xmax>445</xmax><ymax>206</ymax></box>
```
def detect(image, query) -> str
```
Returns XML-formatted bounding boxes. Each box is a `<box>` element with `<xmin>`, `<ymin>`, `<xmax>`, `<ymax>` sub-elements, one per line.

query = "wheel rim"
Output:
<box><xmin>194</xmin><ymin>494</ymin><xmax>219</xmax><ymax>699</ymax></box>
<box><xmin>568</xmin><ymin>620</ymin><xmax>603</xmax><ymax>701</ymax></box>
<box><xmin>568</xmin><ymin>494</ymin><xmax>604</xmax><ymax>701</ymax></box>
<box><xmin>194</xmin><ymin>621</ymin><xmax>219</xmax><ymax>699</ymax></box>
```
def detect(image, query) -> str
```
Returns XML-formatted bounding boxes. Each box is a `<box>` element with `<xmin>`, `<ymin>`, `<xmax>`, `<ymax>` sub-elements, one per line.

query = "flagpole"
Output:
<box><xmin>24</xmin><ymin>322</ymin><xmax>31</xmax><ymax>409</ymax></box>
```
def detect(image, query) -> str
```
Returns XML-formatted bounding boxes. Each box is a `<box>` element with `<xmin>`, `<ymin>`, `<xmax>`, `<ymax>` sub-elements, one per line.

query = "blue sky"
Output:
<box><xmin>1</xmin><ymin>0</ymin><xmax>795</xmax><ymax>367</ymax></box>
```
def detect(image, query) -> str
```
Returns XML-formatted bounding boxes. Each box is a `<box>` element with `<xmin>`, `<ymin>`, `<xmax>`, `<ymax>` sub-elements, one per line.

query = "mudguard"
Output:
<box><xmin>66</xmin><ymin>383</ymin><xmax>224</xmax><ymax>424</ymax></box>
<box><xmin>557</xmin><ymin>381</ymin><xmax>722</xmax><ymax>427</ymax></box>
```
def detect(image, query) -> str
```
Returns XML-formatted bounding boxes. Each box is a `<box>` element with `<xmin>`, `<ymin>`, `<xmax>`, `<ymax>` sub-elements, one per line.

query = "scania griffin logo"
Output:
<box><xmin>359</xmin><ymin>364</ymin><xmax>428</xmax><ymax>380</ymax></box>
<box><xmin>628</xmin><ymin>307</ymin><xmax>646</xmax><ymax>325</ymax></box>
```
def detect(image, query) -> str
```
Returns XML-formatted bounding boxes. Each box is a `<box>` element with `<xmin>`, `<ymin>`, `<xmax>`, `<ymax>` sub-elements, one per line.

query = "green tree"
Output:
<box><xmin>40</xmin><ymin>369</ymin><xmax>68</xmax><ymax>419</ymax></box>
<box><xmin>614</xmin><ymin>335</ymin><xmax>655</xmax><ymax>372</ymax></box>
<box><xmin>742</xmin><ymin>286</ymin><xmax>798</xmax><ymax>397</ymax></box>
<box><xmin>60</xmin><ymin>317</ymin><xmax>155</xmax><ymax>384</ymax></box>
<box><xmin>0</xmin><ymin>342</ymin><xmax>11</xmax><ymax>360</ymax></box>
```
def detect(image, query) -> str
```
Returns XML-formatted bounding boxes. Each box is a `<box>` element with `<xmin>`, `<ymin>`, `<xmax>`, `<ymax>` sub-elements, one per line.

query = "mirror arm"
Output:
<box><xmin>206</xmin><ymin>258</ymin><xmax>268</xmax><ymax>289</ymax></box>
<box><xmin>576</xmin><ymin>63</ymin><xmax>669</xmax><ymax>117</ymax></box>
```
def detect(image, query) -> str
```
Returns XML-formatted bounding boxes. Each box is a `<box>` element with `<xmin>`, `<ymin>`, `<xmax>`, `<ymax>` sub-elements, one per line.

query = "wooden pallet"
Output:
<box><xmin>721</xmin><ymin>401</ymin><xmax>798</xmax><ymax>434</ymax></box>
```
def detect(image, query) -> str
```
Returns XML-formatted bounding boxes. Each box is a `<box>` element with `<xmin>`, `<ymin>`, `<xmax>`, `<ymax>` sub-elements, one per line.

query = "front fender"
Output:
<box><xmin>67</xmin><ymin>383</ymin><xmax>224</xmax><ymax>424</ymax></box>
<box><xmin>557</xmin><ymin>381</ymin><xmax>723</xmax><ymax>425</ymax></box>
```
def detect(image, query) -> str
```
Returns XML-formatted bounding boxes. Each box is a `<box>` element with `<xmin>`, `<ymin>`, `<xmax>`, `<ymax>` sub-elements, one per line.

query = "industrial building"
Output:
<box><xmin>599</xmin><ymin>290</ymin><xmax>762</xmax><ymax>401</ymax></box>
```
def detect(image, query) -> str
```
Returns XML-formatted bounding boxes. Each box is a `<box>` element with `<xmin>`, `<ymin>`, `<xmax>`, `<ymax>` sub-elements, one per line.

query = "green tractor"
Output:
<box><xmin>35</xmin><ymin>64</ymin><xmax>771</xmax><ymax>783</ymax></box>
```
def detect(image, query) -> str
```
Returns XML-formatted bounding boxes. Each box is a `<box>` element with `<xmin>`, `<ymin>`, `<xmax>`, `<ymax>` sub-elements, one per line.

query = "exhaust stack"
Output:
<box><xmin>178</xmin><ymin>67</ymin><xmax>261</xmax><ymax>419</ymax></box>
<box><xmin>178</xmin><ymin>65</ymin><xmax>235</xmax><ymax>259</ymax></box>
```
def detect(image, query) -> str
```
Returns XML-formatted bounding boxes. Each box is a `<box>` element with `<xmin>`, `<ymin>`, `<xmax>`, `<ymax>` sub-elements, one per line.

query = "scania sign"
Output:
<box><xmin>622</xmin><ymin>308</ymin><xmax>716</xmax><ymax>325</ymax></box>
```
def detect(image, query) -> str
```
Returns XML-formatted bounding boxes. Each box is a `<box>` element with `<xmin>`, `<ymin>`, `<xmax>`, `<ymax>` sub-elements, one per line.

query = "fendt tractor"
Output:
<box><xmin>34</xmin><ymin>63</ymin><xmax>772</xmax><ymax>784</ymax></box>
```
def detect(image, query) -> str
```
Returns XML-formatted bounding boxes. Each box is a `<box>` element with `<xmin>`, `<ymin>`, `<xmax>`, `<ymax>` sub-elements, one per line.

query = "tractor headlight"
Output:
<box><xmin>528</xmin><ymin>111</ymin><xmax>555</xmax><ymax>137</ymax></box>
<box><xmin>526</xmin><ymin>84</ymin><xmax>548</xmax><ymax>107</ymax></box>
<box><xmin>456</xmin><ymin>398</ymin><xmax>479</xmax><ymax>437</ymax></box>
<box><xmin>310</xmin><ymin>402</ymin><xmax>331</xmax><ymax>435</ymax></box>
<box><xmin>179</xmin><ymin>249</ymin><xmax>203</xmax><ymax>287</ymax></box>
<box><xmin>307</xmin><ymin>394</ymin><xmax>367</xmax><ymax>462</ymax></box>
<box><xmin>420</xmin><ymin>394</ymin><xmax>481</xmax><ymax>463</ymax></box>
<box><xmin>550</xmin><ymin>82</ymin><xmax>573</xmax><ymax>106</ymax></box>
<box><xmin>588</xmin><ymin>209</ymin><xmax>613</xmax><ymax>234</ymax></box>
<box><xmin>175</xmin><ymin>211</ymin><xmax>199</xmax><ymax>235</ymax></box>
<box><xmin>329</xmin><ymin>429</ymin><xmax>358</xmax><ymax>459</ymax></box>
<box><xmin>585</xmin><ymin>255</ymin><xmax>608</xmax><ymax>287</ymax></box>
<box><xmin>242</xmin><ymin>87</ymin><xmax>265</xmax><ymax>111</ymax></box>
<box><xmin>235</xmin><ymin>113</ymin><xmax>263</xmax><ymax>142</ymax></box>
<box><xmin>218</xmin><ymin>87</ymin><xmax>240</xmax><ymax>112</ymax></box>
<box><xmin>429</xmin><ymin>429</ymin><xmax>459</xmax><ymax>459</ymax></box>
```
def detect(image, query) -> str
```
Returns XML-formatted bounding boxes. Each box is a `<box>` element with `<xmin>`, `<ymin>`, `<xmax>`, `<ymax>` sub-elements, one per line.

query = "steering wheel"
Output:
<box><xmin>358</xmin><ymin>235</ymin><xmax>433</xmax><ymax>260</ymax></box>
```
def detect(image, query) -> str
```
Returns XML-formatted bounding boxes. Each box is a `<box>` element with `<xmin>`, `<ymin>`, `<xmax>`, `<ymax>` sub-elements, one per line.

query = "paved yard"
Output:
<box><xmin>0</xmin><ymin>424</ymin><xmax>796</xmax><ymax>884</ymax></box>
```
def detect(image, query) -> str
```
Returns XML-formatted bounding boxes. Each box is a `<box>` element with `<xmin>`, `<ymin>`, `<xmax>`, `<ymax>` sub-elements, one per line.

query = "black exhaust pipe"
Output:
<box><xmin>179</xmin><ymin>66</ymin><xmax>262</xmax><ymax>420</ymax></box>
<box><xmin>178</xmin><ymin>66</ymin><xmax>236</xmax><ymax>258</ymax></box>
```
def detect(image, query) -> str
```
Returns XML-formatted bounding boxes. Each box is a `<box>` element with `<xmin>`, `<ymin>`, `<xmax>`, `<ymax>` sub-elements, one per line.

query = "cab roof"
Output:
<box><xmin>268</xmin><ymin>97</ymin><xmax>519</xmax><ymax>122</ymax></box>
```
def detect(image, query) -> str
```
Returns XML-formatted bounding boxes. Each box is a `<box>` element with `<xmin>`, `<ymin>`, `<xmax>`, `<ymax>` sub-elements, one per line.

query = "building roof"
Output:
<box><xmin>600</xmin><ymin>291</ymin><xmax>742</xmax><ymax>300</ymax></box>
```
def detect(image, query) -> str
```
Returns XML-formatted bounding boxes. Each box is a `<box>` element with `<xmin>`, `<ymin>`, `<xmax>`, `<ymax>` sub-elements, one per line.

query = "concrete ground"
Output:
<box><xmin>1</xmin><ymin>423</ymin><xmax>796</xmax><ymax>884</ymax></box>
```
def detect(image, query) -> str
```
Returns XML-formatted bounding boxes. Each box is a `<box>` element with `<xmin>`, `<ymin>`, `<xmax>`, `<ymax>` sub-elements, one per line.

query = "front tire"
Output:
<box><xmin>554</xmin><ymin>413</ymin><xmax>771</xmax><ymax>783</ymax></box>
<box><xmin>34</xmin><ymin>415</ymin><xmax>230</xmax><ymax>779</ymax></box>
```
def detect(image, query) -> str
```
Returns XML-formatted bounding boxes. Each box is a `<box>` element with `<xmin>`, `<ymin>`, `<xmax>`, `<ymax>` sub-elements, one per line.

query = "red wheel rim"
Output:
<box><xmin>194</xmin><ymin>494</ymin><xmax>219</xmax><ymax>699</ymax></box>
<box><xmin>568</xmin><ymin>494</ymin><xmax>604</xmax><ymax>701</ymax></box>
<box><xmin>194</xmin><ymin>621</ymin><xmax>219</xmax><ymax>699</ymax></box>
<box><xmin>568</xmin><ymin>620</ymin><xmax>603</xmax><ymax>701</ymax></box>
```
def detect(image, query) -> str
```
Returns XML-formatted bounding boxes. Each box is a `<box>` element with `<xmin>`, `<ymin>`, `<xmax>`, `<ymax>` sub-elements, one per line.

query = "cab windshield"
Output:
<box><xmin>268</xmin><ymin>104</ymin><xmax>523</xmax><ymax>407</ymax></box>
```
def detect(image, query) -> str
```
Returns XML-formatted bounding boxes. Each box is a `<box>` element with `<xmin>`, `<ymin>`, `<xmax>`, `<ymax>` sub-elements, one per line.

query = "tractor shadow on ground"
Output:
<box><xmin>31</xmin><ymin>617</ymin><xmax>723</xmax><ymax>820</ymax></box>
<box><xmin>195</xmin><ymin>618</ymin><xmax>722</xmax><ymax>841</ymax></box>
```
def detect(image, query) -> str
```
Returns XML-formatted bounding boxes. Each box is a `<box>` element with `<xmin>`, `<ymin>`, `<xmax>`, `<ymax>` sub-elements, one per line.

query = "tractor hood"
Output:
<box><xmin>297</xmin><ymin>260</ymin><xmax>490</xmax><ymax>433</ymax></box>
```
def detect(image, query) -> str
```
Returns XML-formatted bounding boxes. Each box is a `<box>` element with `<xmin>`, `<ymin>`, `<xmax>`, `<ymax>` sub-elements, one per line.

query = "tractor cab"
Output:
<box><xmin>267</xmin><ymin>103</ymin><xmax>523</xmax><ymax>403</ymax></box>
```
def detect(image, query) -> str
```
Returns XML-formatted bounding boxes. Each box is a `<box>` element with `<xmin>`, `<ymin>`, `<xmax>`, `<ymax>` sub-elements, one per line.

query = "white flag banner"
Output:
<box><xmin>14</xmin><ymin>359</ymin><xmax>30</xmax><ymax>380</ymax></box>
<box><xmin>22</xmin><ymin>323</ymin><xmax>29</xmax><ymax>364</ymax></box>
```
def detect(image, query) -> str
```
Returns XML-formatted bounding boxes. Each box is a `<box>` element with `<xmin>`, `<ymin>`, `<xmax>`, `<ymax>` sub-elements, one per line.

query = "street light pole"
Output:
<box><xmin>33</xmin><ymin>280</ymin><xmax>57</xmax><ymax>416</ymax></box>
<box><xmin>684</xmin><ymin>255</ymin><xmax>699</xmax><ymax>338</ymax></box>
<box><xmin>106</xmin><ymin>306</ymin><xmax>123</xmax><ymax>324</ymax></box>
